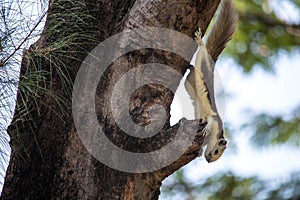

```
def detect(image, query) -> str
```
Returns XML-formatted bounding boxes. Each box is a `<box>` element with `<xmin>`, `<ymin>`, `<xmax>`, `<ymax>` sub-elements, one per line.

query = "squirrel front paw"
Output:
<box><xmin>202</xmin><ymin>116</ymin><xmax>213</xmax><ymax>137</ymax></box>
<box><xmin>195</xmin><ymin>28</ymin><xmax>205</xmax><ymax>46</ymax></box>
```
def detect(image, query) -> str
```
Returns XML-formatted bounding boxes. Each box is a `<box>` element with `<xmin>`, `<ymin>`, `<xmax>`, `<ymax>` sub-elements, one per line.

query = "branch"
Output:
<box><xmin>156</xmin><ymin>118</ymin><xmax>207</xmax><ymax>180</ymax></box>
<box><xmin>130</xmin><ymin>118</ymin><xmax>207</xmax><ymax>199</ymax></box>
<box><xmin>0</xmin><ymin>10</ymin><xmax>47</xmax><ymax>67</ymax></box>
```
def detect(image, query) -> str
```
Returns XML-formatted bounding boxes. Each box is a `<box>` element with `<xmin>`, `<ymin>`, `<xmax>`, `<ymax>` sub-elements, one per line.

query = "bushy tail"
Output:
<box><xmin>205</xmin><ymin>0</ymin><xmax>238</xmax><ymax>61</ymax></box>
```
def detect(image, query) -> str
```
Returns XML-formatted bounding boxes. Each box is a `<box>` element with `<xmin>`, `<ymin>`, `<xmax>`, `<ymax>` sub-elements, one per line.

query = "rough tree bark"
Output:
<box><xmin>1</xmin><ymin>0</ymin><xmax>221</xmax><ymax>199</ymax></box>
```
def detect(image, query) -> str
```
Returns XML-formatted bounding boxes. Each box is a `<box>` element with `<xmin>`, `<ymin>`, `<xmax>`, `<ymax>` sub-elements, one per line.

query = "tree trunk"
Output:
<box><xmin>1</xmin><ymin>0</ymin><xmax>221</xmax><ymax>199</ymax></box>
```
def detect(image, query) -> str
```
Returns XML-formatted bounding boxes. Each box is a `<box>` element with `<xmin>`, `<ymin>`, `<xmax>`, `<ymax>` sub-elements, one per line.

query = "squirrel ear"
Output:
<box><xmin>218</xmin><ymin>139</ymin><xmax>227</xmax><ymax>146</ymax></box>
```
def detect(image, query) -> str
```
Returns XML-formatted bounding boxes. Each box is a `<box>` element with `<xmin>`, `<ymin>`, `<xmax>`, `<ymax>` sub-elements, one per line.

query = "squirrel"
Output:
<box><xmin>185</xmin><ymin>0</ymin><xmax>238</xmax><ymax>162</ymax></box>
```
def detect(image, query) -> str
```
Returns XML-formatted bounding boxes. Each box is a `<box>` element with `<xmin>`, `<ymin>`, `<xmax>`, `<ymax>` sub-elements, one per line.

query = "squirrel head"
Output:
<box><xmin>205</xmin><ymin>138</ymin><xmax>227</xmax><ymax>163</ymax></box>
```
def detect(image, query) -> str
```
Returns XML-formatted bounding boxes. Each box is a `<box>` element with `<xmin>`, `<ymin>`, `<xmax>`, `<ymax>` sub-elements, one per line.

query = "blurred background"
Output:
<box><xmin>1</xmin><ymin>0</ymin><xmax>300</xmax><ymax>199</ymax></box>
<box><xmin>164</xmin><ymin>0</ymin><xmax>300</xmax><ymax>199</ymax></box>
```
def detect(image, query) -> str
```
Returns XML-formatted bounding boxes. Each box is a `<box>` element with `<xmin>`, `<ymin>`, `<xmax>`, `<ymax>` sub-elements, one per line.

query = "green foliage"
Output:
<box><xmin>163</xmin><ymin>171</ymin><xmax>300</xmax><ymax>200</ymax></box>
<box><xmin>0</xmin><ymin>0</ymin><xmax>102</xmax><ymax>162</ymax></box>
<box><xmin>161</xmin><ymin>170</ymin><xmax>197</xmax><ymax>199</ymax></box>
<box><xmin>250</xmin><ymin>109</ymin><xmax>300</xmax><ymax>147</ymax></box>
<box><xmin>225</xmin><ymin>0</ymin><xmax>300</xmax><ymax>72</ymax></box>
<box><xmin>202</xmin><ymin>173</ymin><xmax>264</xmax><ymax>200</ymax></box>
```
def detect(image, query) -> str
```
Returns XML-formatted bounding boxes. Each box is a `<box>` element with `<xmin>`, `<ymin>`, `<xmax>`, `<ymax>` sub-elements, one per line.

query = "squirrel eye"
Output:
<box><xmin>214</xmin><ymin>149</ymin><xmax>219</xmax><ymax>155</ymax></box>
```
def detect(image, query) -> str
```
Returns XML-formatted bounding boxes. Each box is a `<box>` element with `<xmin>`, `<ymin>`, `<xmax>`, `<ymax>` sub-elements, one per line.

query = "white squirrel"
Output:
<box><xmin>185</xmin><ymin>0</ymin><xmax>238</xmax><ymax>162</ymax></box>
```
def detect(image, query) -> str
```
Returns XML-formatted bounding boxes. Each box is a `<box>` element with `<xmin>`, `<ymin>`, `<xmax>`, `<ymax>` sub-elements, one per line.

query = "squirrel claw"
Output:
<box><xmin>202</xmin><ymin>125</ymin><xmax>211</xmax><ymax>138</ymax></box>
